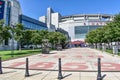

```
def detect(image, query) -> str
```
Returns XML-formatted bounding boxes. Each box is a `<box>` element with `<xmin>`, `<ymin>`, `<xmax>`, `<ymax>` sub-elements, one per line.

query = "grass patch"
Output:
<box><xmin>0</xmin><ymin>49</ymin><xmax>41</xmax><ymax>61</ymax></box>
<box><xmin>105</xmin><ymin>49</ymin><xmax>120</xmax><ymax>55</ymax></box>
<box><xmin>105</xmin><ymin>49</ymin><xmax>113</xmax><ymax>54</ymax></box>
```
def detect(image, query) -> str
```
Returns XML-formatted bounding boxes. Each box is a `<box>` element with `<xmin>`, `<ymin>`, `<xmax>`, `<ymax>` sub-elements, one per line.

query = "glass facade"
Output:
<box><xmin>75</xmin><ymin>26</ymin><xmax>102</xmax><ymax>39</ymax></box>
<box><xmin>5</xmin><ymin>1</ymin><xmax>11</xmax><ymax>25</ymax></box>
<box><xmin>0</xmin><ymin>0</ymin><xmax>5</xmax><ymax>19</ymax></box>
<box><xmin>22</xmin><ymin>20</ymin><xmax>47</xmax><ymax>30</ymax></box>
<box><xmin>20</xmin><ymin>15</ymin><xmax>48</xmax><ymax>30</ymax></box>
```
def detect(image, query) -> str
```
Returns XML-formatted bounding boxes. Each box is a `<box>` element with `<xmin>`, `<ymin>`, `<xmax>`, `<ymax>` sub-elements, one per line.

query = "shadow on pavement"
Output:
<box><xmin>63</xmin><ymin>73</ymin><xmax>72</xmax><ymax>79</ymax></box>
<box><xmin>30</xmin><ymin>72</ymin><xmax>42</xmax><ymax>77</ymax></box>
<box><xmin>3</xmin><ymin>71</ymin><xmax>16</xmax><ymax>74</ymax></box>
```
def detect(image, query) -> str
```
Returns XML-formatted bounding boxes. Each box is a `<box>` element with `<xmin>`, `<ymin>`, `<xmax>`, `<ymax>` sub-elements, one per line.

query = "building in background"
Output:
<box><xmin>39</xmin><ymin>7</ymin><xmax>114</xmax><ymax>47</ymax></box>
<box><xmin>0</xmin><ymin>0</ymin><xmax>114</xmax><ymax>49</ymax></box>
<box><xmin>0</xmin><ymin>0</ymin><xmax>22</xmax><ymax>50</ymax></box>
<box><xmin>0</xmin><ymin>0</ymin><xmax>5</xmax><ymax>20</ymax></box>
<box><xmin>20</xmin><ymin>15</ymin><xmax>47</xmax><ymax>30</ymax></box>
<box><xmin>39</xmin><ymin>7</ymin><xmax>58</xmax><ymax>32</ymax></box>
<box><xmin>0</xmin><ymin>0</ymin><xmax>48</xmax><ymax>50</ymax></box>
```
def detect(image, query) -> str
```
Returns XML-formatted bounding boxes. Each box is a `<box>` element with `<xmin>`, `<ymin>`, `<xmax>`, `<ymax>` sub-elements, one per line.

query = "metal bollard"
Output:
<box><xmin>97</xmin><ymin>58</ymin><xmax>106</xmax><ymax>80</ymax></box>
<box><xmin>25</xmin><ymin>58</ymin><xmax>29</xmax><ymax>77</ymax></box>
<box><xmin>58</xmin><ymin>58</ymin><xmax>63</xmax><ymax>79</ymax></box>
<box><xmin>0</xmin><ymin>57</ymin><xmax>2</xmax><ymax>74</ymax></box>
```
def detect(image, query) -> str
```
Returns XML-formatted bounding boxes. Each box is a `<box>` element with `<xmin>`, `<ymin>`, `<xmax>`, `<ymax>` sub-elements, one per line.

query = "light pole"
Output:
<box><xmin>11</xmin><ymin>24</ymin><xmax>15</xmax><ymax>57</ymax></box>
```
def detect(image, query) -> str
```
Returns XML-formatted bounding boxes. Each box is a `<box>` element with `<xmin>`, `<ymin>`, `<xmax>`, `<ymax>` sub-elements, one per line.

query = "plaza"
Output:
<box><xmin>1</xmin><ymin>48</ymin><xmax>120</xmax><ymax>80</ymax></box>
<box><xmin>1</xmin><ymin>0</ymin><xmax>120</xmax><ymax>80</ymax></box>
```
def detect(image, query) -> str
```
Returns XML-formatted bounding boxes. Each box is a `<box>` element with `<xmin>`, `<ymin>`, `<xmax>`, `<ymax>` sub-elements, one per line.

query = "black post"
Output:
<box><xmin>97</xmin><ymin>58</ymin><xmax>101</xmax><ymax>80</ymax></box>
<box><xmin>58</xmin><ymin>58</ymin><xmax>63</xmax><ymax>79</ymax></box>
<box><xmin>0</xmin><ymin>57</ymin><xmax>2</xmax><ymax>74</ymax></box>
<box><xmin>25</xmin><ymin>58</ymin><xmax>29</xmax><ymax>77</ymax></box>
<box><xmin>97</xmin><ymin>58</ymin><xmax>106</xmax><ymax>80</ymax></box>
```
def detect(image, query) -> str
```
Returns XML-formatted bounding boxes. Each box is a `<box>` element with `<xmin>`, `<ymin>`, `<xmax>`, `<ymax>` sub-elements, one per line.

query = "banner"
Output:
<box><xmin>0</xmin><ymin>0</ymin><xmax>5</xmax><ymax>20</ymax></box>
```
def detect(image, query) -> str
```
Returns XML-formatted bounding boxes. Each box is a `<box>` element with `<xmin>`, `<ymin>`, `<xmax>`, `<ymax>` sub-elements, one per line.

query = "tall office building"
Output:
<box><xmin>0</xmin><ymin>0</ymin><xmax>21</xmax><ymax>25</ymax></box>
<box><xmin>0</xmin><ymin>0</ymin><xmax>48</xmax><ymax>50</ymax></box>
<box><xmin>0</xmin><ymin>0</ymin><xmax>21</xmax><ymax>50</ymax></box>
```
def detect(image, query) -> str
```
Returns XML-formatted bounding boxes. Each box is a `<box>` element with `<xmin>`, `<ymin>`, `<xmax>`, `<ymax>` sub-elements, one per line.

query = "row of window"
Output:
<box><xmin>22</xmin><ymin>20</ymin><xmax>47</xmax><ymax>30</ymax></box>
<box><xmin>75</xmin><ymin>26</ymin><xmax>102</xmax><ymax>39</ymax></box>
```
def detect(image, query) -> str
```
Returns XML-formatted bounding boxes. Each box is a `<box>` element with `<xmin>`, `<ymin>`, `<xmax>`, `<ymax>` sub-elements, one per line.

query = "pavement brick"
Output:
<box><xmin>1</xmin><ymin>48</ymin><xmax>120</xmax><ymax>80</ymax></box>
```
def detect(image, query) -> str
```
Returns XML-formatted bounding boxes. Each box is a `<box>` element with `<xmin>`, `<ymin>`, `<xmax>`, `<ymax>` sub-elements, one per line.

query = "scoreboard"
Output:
<box><xmin>0</xmin><ymin>0</ymin><xmax>5</xmax><ymax>19</ymax></box>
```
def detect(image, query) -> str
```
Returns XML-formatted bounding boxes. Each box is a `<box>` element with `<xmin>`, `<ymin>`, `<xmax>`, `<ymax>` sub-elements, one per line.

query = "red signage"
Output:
<box><xmin>88</xmin><ymin>22</ymin><xmax>106</xmax><ymax>26</ymax></box>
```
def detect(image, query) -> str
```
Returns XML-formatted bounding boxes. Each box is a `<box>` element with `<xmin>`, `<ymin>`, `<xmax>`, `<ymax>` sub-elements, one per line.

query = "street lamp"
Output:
<box><xmin>11</xmin><ymin>24</ymin><xmax>15</xmax><ymax>57</ymax></box>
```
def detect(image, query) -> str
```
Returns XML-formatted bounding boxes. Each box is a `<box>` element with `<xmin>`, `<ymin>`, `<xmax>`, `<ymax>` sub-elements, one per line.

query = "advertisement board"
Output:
<box><xmin>0</xmin><ymin>0</ymin><xmax>5</xmax><ymax>19</ymax></box>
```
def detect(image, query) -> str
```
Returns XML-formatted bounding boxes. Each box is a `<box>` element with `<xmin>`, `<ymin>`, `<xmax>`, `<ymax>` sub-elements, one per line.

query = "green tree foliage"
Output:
<box><xmin>86</xmin><ymin>13</ymin><xmax>120</xmax><ymax>49</ymax></box>
<box><xmin>31</xmin><ymin>30</ymin><xmax>43</xmax><ymax>45</ymax></box>
<box><xmin>86</xmin><ymin>30</ymin><xmax>97</xmax><ymax>44</ymax></box>
<box><xmin>0</xmin><ymin>20</ymin><xmax>68</xmax><ymax>50</ymax></box>
<box><xmin>22</xmin><ymin>30</ymin><xmax>33</xmax><ymax>47</ymax></box>
<box><xmin>14</xmin><ymin>23</ymin><xmax>24</xmax><ymax>50</ymax></box>
<box><xmin>0</xmin><ymin>20</ymin><xmax>11</xmax><ymax>44</ymax></box>
<box><xmin>48</xmin><ymin>32</ymin><xmax>67</xmax><ymax>48</ymax></box>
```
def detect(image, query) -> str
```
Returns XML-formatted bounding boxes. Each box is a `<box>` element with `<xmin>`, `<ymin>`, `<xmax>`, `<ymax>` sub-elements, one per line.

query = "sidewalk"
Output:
<box><xmin>1</xmin><ymin>48</ymin><xmax>120</xmax><ymax>80</ymax></box>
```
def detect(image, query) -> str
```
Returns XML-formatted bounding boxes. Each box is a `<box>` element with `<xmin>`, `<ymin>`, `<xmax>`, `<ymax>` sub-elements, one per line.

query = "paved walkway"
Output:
<box><xmin>1</xmin><ymin>48</ymin><xmax>120</xmax><ymax>80</ymax></box>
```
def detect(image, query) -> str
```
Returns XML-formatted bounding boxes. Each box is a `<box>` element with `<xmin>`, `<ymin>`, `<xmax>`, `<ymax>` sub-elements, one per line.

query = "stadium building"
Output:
<box><xmin>39</xmin><ymin>7</ymin><xmax>114</xmax><ymax>47</ymax></box>
<box><xmin>0</xmin><ymin>0</ymin><xmax>48</xmax><ymax>50</ymax></box>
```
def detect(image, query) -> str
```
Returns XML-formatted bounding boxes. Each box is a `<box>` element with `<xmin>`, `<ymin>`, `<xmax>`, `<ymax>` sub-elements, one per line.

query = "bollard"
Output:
<box><xmin>97</xmin><ymin>58</ymin><xmax>101</xmax><ymax>80</ymax></box>
<box><xmin>97</xmin><ymin>58</ymin><xmax>106</xmax><ymax>80</ymax></box>
<box><xmin>0</xmin><ymin>57</ymin><xmax>2</xmax><ymax>74</ymax></box>
<box><xmin>58</xmin><ymin>58</ymin><xmax>63</xmax><ymax>79</ymax></box>
<box><xmin>25</xmin><ymin>58</ymin><xmax>29</xmax><ymax>77</ymax></box>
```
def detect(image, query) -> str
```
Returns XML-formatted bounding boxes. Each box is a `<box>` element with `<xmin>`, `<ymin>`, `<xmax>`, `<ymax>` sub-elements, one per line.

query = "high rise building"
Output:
<box><xmin>0</xmin><ymin>0</ymin><xmax>21</xmax><ymax>50</ymax></box>
<box><xmin>0</xmin><ymin>0</ymin><xmax>48</xmax><ymax>50</ymax></box>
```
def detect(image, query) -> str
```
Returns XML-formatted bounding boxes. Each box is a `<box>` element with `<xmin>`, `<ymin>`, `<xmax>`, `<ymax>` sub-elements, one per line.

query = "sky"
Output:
<box><xmin>18</xmin><ymin>0</ymin><xmax>120</xmax><ymax>20</ymax></box>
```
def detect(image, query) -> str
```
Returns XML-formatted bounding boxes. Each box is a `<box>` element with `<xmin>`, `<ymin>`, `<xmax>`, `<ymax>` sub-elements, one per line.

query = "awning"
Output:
<box><xmin>71</xmin><ymin>41</ymin><xmax>84</xmax><ymax>44</ymax></box>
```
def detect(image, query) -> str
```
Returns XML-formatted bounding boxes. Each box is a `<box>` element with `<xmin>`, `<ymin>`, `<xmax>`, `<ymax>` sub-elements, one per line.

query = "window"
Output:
<box><xmin>75</xmin><ymin>26</ymin><xmax>102</xmax><ymax>39</ymax></box>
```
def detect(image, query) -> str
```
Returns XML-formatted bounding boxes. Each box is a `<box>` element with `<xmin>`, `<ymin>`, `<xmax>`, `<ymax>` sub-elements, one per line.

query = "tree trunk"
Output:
<box><xmin>102</xmin><ymin>43</ymin><xmax>106</xmax><ymax>51</ymax></box>
<box><xmin>33</xmin><ymin>46</ymin><xmax>35</xmax><ymax>50</ymax></box>
<box><xmin>107</xmin><ymin>43</ymin><xmax>110</xmax><ymax>49</ymax></box>
<box><xmin>95</xmin><ymin>43</ymin><xmax>97</xmax><ymax>49</ymax></box>
<box><xmin>19</xmin><ymin>41</ymin><xmax>21</xmax><ymax>51</ymax></box>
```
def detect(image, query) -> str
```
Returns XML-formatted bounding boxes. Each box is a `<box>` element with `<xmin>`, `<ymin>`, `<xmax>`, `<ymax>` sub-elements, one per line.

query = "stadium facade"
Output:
<box><xmin>39</xmin><ymin>7</ymin><xmax>114</xmax><ymax>46</ymax></box>
<box><xmin>0</xmin><ymin>0</ymin><xmax>48</xmax><ymax>50</ymax></box>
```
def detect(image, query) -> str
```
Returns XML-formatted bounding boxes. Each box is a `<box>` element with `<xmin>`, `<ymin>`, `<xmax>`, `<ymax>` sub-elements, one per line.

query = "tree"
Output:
<box><xmin>48</xmin><ymin>32</ymin><xmax>67</xmax><ymax>49</ymax></box>
<box><xmin>14</xmin><ymin>23</ymin><xmax>24</xmax><ymax>50</ymax></box>
<box><xmin>86</xmin><ymin>30</ymin><xmax>98</xmax><ymax>48</ymax></box>
<box><xmin>0</xmin><ymin>20</ymin><xmax>11</xmax><ymax>45</ymax></box>
<box><xmin>21</xmin><ymin>30</ymin><xmax>33</xmax><ymax>48</ymax></box>
<box><xmin>31</xmin><ymin>30</ymin><xmax>43</xmax><ymax>46</ymax></box>
<box><xmin>0</xmin><ymin>20</ymin><xmax>4</xmax><ymax>44</ymax></box>
<box><xmin>31</xmin><ymin>30</ymin><xmax>49</xmax><ymax>49</ymax></box>
<box><xmin>86</xmin><ymin>13</ymin><xmax>120</xmax><ymax>52</ymax></box>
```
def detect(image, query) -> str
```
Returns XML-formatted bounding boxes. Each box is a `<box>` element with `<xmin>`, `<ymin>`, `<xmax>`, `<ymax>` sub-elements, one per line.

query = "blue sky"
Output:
<box><xmin>18</xmin><ymin>0</ymin><xmax>120</xmax><ymax>20</ymax></box>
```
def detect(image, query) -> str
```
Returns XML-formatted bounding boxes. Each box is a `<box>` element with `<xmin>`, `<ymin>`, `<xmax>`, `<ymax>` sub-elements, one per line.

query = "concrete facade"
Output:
<box><xmin>0</xmin><ymin>0</ymin><xmax>21</xmax><ymax>50</ymax></box>
<box><xmin>0</xmin><ymin>0</ymin><xmax>48</xmax><ymax>50</ymax></box>
<box><xmin>39</xmin><ymin>16</ymin><xmax>46</xmax><ymax>23</ymax></box>
<box><xmin>39</xmin><ymin>8</ymin><xmax>114</xmax><ymax>42</ymax></box>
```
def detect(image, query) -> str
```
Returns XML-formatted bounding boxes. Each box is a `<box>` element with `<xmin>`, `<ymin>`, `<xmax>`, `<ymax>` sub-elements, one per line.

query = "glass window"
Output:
<box><xmin>75</xmin><ymin>26</ymin><xmax>102</xmax><ymax>39</ymax></box>
<box><xmin>21</xmin><ymin>20</ymin><xmax>47</xmax><ymax>30</ymax></box>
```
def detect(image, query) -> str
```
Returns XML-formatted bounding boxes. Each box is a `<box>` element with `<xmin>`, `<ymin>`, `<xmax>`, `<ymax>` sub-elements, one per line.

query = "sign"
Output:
<box><xmin>88</xmin><ymin>22</ymin><xmax>106</xmax><ymax>26</ymax></box>
<box><xmin>0</xmin><ymin>0</ymin><xmax>5</xmax><ymax>20</ymax></box>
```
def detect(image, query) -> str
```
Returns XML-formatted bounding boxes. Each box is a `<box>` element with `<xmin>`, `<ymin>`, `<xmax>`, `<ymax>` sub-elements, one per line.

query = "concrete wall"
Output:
<box><xmin>39</xmin><ymin>16</ymin><xmax>46</xmax><ymax>23</ymax></box>
<box><xmin>51</xmin><ymin>12</ymin><xmax>59</xmax><ymax>28</ymax></box>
